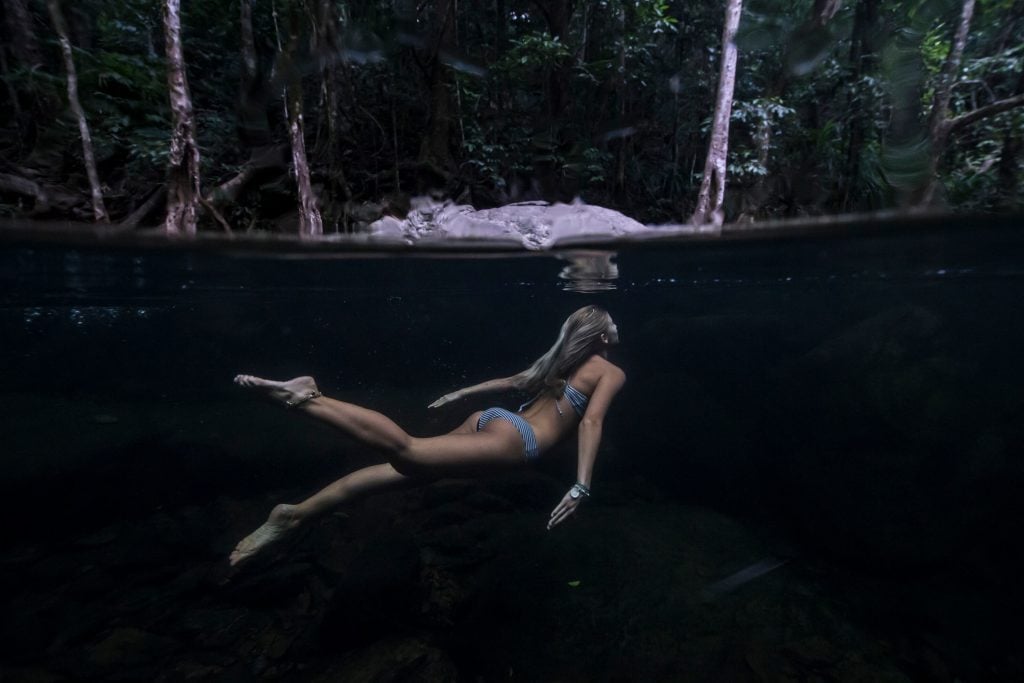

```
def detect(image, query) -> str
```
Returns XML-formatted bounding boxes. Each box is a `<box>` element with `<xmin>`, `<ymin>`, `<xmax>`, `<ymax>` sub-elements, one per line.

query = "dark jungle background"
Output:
<box><xmin>0</xmin><ymin>0</ymin><xmax>1021</xmax><ymax>232</ymax></box>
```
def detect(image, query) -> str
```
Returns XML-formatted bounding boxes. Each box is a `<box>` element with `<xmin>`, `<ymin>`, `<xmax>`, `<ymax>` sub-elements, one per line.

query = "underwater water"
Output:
<box><xmin>1</xmin><ymin>216</ymin><xmax>1023</xmax><ymax>682</ymax></box>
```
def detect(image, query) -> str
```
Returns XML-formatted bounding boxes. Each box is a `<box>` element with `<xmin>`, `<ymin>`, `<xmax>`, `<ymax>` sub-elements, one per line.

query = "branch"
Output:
<box><xmin>928</xmin><ymin>0</ymin><xmax>976</xmax><ymax>135</ymax></box>
<box><xmin>811</xmin><ymin>0</ymin><xmax>843</xmax><ymax>27</ymax></box>
<box><xmin>0</xmin><ymin>172</ymin><xmax>50</xmax><ymax>211</ymax></box>
<box><xmin>199</xmin><ymin>197</ymin><xmax>234</xmax><ymax>234</ymax></box>
<box><xmin>119</xmin><ymin>185</ymin><xmax>164</xmax><ymax>229</ymax></box>
<box><xmin>203</xmin><ymin>145</ymin><xmax>286</xmax><ymax>208</ymax></box>
<box><xmin>945</xmin><ymin>93</ymin><xmax>1024</xmax><ymax>136</ymax></box>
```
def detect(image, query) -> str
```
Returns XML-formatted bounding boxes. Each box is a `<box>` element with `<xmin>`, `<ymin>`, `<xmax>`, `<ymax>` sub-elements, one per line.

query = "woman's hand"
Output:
<box><xmin>428</xmin><ymin>391</ymin><xmax>461</xmax><ymax>409</ymax></box>
<box><xmin>547</xmin><ymin>489</ymin><xmax>582</xmax><ymax>530</ymax></box>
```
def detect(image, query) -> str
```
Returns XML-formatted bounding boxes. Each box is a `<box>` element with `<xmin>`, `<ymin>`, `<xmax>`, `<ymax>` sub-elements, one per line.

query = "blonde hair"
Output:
<box><xmin>513</xmin><ymin>305</ymin><xmax>613</xmax><ymax>396</ymax></box>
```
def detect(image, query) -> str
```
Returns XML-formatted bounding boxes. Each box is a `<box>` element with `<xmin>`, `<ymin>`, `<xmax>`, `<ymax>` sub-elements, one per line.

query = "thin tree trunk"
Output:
<box><xmin>811</xmin><ymin>0</ymin><xmax>843</xmax><ymax>27</ymax></box>
<box><xmin>996</xmin><ymin>125</ymin><xmax>1021</xmax><ymax>209</ymax></box>
<box><xmin>495</xmin><ymin>0</ymin><xmax>507</xmax><ymax>119</ymax></box>
<box><xmin>841</xmin><ymin>0</ymin><xmax>878</xmax><ymax>210</ymax></box>
<box><xmin>315</xmin><ymin>0</ymin><xmax>350</xmax><ymax>200</ymax></box>
<box><xmin>46</xmin><ymin>0</ymin><xmax>108</xmax><ymax>223</ymax></box>
<box><xmin>285</xmin><ymin>0</ymin><xmax>323</xmax><ymax>236</ymax></box>
<box><xmin>237</xmin><ymin>0</ymin><xmax>266</xmax><ymax>145</ymax></box>
<box><xmin>162</xmin><ymin>0</ymin><xmax>201</xmax><ymax>235</ymax></box>
<box><xmin>240</xmin><ymin>0</ymin><xmax>258</xmax><ymax>92</ymax></box>
<box><xmin>690</xmin><ymin>0</ymin><xmax>743</xmax><ymax>227</ymax></box>
<box><xmin>996</xmin><ymin>68</ymin><xmax>1024</xmax><ymax>209</ymax></box>
<box><xmin>420</xmin><ymin>0</ymin><xmax>455</xmax><ymax>166</ymax></box>
<box><xmin>0</xmin><ymin>46</ymin><xmax>22</xmax><ymax>124</ymax></box>
<box><xmin>5</xmin><ymin>0</ymin><xmax>43</xmax><ymax>69</ymax></box>
<box><xmin>532</xmin><ymin>0</ymin><xmax>573</xmax><ymax>119</ymax></box>
<box><xmin>614</xmin><ymin>1</ymin><xmax>627</xmax><ymax>194</ymax></box>
<box><xmin>3</xmin><ymin>0</ymin><xmax>41</xmax><ymax>129</ymax></box>
<box><xmin>921</xmin><ymin>0</ymin><xmax>976</xmax><ymax>205</ymax></box>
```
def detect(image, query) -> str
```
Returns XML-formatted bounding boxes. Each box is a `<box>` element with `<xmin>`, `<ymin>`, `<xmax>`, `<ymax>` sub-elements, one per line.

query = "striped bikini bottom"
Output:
<box><xmin>476</xmin><ymin>407</ymin><xmax>540</xmax><ymax>461</ymax></box>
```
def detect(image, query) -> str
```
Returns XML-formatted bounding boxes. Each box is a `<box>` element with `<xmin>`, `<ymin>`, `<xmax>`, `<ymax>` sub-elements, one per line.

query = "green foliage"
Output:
<box><xmin>85</xmin><ymin>49</ymin><xmax>170</xmax><ymax>172</ymax></box>
<box><xmin>1</xmin><ymin>0</ymin><xmax>1020</xmax><ymax>225</ymax></box>
<box><xmin>493</xmin><ymin>31</ymin><xmax>572</xmax><ymax>79</ymax></box>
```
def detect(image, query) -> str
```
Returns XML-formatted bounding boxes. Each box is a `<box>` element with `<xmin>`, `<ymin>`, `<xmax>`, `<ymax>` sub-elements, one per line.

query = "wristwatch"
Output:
<box><xmin>569</xmin><ymin>483</ymin><xmax>591</xmax><ymax>500</ymax></box>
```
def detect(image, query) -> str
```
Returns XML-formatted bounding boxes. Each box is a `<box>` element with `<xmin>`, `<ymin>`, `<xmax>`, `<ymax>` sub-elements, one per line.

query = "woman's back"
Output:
<box><xmin>521</xmin><ymin>354</ymin><xmax>622</xmax><ymax>452</ymax></box>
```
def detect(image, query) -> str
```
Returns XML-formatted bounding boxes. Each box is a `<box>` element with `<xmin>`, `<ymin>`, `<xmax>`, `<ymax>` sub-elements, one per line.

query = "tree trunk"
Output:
<box><xmin>996</xmin><ymin>125</ymin><xmax>1021</xmax><ymax>210</ymax></box>
<box><xmin>237</xmin><ymin>0</ymin><xmax>267</xmax><ymax>145</ymax></box>
<box><xmin>841</xmin><ymin>0</ymin><xmax>878</xmax><ymax>210</ymax></box>
<box><xmin>533</xmin><ymin>0</ymin><xmax>573</xmax><ymax>119</ymax></box>
<box><xmin>996</xmin><ymin>68</ymin><xmax>1024</xmax><ymax>209</ymax></box>
<box><xmin>420</xmin><ymin>0</ymin><xmax>455</xmax><ymax>167</ymax></box>
<box><xmin>240</xmin><ymin>0</ymin><xmax>258</xmax><ymax>93</ymax></box>
<box><xmin>46</xmin><ymin>0</ymin><xmax>108</xmax><ymax>223</ymax></box>
<box><xmin>4</xmin><ymin>0</ymin><xmax>43</xmax><ymax>128</ymax></box>
<box><xmin>4</xmin><ymin>0</ymin><xmax>43</xmax><ymax>69</ymax></box>
<box><xmin>614</xmin><ymin>1</ymin><xmax>626</xmax><ymax>194</ymax></box>
<box><xmin>285</xmin><ymin>0</ymin><xmax>323</xmax><ymax>236</ymax></box>
<box><xmin>919</xmin><ymin>0</ymin><xmax>1024</xmax><ymax>205</ymax></box>
<box><xmin>495</xmin><ymin>0</ymin><xmax>507</xmax><ymax>56</ymax></box>
<box><xmin>921</xmin><ymin>0</ymin><xmax>975</xmax><ymax>205</ymax></box>
<box><xmin>162</xmin><ymin>0</ymin><xmax>201</xmax><ymax>235</ymax></box>
<box><xmin>0</xmin><ymin>41</ymin><xmax>23</xmax><ymax>125</ymax></box>
<box><xmin>689</xmin><ymin>0</ymin><xmax>743</xmax><ymax>227</ymax></box>
<box><xmin>315</xmin><ymin>0</ymin><xmax>350</xmax><ymax>200</ymax></box>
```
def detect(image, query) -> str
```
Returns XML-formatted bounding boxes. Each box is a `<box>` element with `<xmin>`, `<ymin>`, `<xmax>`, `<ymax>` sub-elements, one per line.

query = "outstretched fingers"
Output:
<box><xmin>547</xmin><ymin>494</ymin><xmax>580</xmax><ymax>530</ymax></box>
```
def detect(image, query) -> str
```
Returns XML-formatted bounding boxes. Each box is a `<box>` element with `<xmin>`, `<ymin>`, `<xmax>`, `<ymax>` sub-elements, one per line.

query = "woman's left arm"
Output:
<box><xmin>428</xmin><ymin>375</ymin><xmax>520</xmax><ymax>408</ymax></box>
<box><xmin>548</xmin><ymin>366</ymin><xmax>626</xmax><ymax>529</ymax></box>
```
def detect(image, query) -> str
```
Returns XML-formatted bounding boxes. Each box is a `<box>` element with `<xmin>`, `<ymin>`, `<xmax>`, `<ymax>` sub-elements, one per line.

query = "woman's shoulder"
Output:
<box><xmin>573</xmin><ymin>354</ymin><xmax>626</xmax><ymax>385</ymax></box>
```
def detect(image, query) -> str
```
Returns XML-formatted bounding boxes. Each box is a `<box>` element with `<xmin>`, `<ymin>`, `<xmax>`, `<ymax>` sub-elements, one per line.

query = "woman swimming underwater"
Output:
<box><xmin>229</xmin><ymin>305</ymin><xmax>625</xmax><ymax>567</ymax></box>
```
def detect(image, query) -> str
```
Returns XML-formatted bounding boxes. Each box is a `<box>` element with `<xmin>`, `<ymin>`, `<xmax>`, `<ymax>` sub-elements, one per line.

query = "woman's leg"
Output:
<box><xmin>293</xmin><ymin>463</ymin><xmax>414</xmax><ymax>520</ymax></box>
<box><xmin>229</xmin><ymin>463</ymin><xmax>414</xmax><ymax>567</ymax></box>
<box><xmin>234</xmin><ymin>375</ymin><xmax>523</xmax><ymax>475</ymax></box>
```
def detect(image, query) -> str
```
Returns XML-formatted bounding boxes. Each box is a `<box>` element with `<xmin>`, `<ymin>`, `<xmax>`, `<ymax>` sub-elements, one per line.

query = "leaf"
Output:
<box><xmin>567</xmin><ymin>580</ymin><xmax>581</xmax><ymax>587</ymax></box>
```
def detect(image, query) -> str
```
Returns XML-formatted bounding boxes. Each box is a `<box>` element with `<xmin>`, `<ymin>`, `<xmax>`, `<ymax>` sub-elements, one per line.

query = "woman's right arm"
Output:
<box><xmin>428</xmin><ymin>375</ymin><xmax>521</xmax><ymax>408</ymax></box>
<box><xmin>547</xmin><ymin>364</ymin><xmax>626</xmax><ymax>529</ymax></box>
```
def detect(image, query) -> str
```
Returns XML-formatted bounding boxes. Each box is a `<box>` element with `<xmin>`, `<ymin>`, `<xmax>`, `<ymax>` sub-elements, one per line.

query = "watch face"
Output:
<box><xmin>570</xmin><ymin>487</ymin><xmax>580</xmax><ymax>499</ymax></box>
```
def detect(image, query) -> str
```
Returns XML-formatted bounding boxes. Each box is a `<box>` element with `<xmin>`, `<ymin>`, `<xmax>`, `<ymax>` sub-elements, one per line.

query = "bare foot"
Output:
<box><xmin>233</xmin><ymin>374</ymin><xmax>320</xmax><ymax>407</ymax></box>
<box><xmin>229</xmin><ymin>504</ymin><xmax>301</xmax><ymax>567</ymax></box>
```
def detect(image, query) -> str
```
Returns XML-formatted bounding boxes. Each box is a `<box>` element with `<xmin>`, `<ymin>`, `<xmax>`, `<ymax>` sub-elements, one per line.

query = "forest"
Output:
<box><xmin>0</xmin><ymin>0</ymin><xmax>1021</xmax><ymax>235</ymax></box>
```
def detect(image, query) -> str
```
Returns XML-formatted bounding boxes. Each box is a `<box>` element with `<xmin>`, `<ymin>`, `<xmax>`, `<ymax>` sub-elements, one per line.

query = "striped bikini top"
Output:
<box><xmin>559</xmin><ymin>383</ymin><xmax>590</xmax><ymax>417</ymax></box>
<box><xmin>518</xmin><ymin>382</ymin><xmax>590</xmax><ymax>418</ymax></box>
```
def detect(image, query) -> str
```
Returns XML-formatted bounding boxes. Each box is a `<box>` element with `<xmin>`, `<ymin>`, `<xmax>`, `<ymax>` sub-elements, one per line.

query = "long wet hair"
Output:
<box><xmin>512</xmin><ymin>305</ymin><xmax>613</xmax><ymax>396</ymax></box>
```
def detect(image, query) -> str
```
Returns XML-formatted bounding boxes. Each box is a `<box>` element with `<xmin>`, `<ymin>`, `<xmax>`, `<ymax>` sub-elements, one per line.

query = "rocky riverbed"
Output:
<box><xmin>2</xmin><ymin>468</ymin><xmax>995</xmax><ymax>682</ymax></box>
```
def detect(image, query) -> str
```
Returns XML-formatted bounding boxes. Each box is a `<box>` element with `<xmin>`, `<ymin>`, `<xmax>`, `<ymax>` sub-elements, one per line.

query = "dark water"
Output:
<box><xmin>2</xmin><ymin>217</ymin><xmax>1023</xmax><ymax>681</ymax></box>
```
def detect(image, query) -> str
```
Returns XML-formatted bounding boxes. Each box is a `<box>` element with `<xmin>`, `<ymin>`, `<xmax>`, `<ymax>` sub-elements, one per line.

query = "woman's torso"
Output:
<box><xmin>519</xmin><ymin>354</ymin><xmax>617</xmax><ymax>453</ymax></box>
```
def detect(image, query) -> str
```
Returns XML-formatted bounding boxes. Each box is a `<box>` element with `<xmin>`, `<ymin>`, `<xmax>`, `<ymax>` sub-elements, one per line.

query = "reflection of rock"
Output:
<box><xmin>558</xmin><ymin>251</ymin><xmax>619</xmax><ymax>291</ymax></box>
<box><xmin>368</xmin><ymin>199</ymin><xmax>652</xmax><ymax>249</ymax></box>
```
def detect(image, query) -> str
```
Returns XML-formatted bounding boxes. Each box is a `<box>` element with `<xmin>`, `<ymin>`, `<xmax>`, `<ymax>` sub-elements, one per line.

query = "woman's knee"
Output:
<box><xmin>390</xmin><ymin>438</ymin><xmax>427</xmax><ymax>477</ymax></box>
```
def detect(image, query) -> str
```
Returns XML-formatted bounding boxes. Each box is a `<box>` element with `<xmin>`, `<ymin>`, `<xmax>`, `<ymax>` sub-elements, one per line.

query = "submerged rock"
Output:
<box><xmin>86</xmin><ymin>626</ymin><xmax>179</xmax><ymax>668</ymax></box>
<box><xmin>367</xmin><ymin>198</ymin><xmax>654</xmax><ymax>248</ymax></box>
<box><xmin>311</xmin><ymin>637</ymin><xmax>458</xmax><ymax>682</ymax></box>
